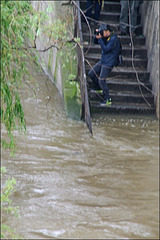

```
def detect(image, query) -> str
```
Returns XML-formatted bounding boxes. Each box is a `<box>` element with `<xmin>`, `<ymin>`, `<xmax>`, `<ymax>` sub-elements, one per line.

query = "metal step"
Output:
<box><xmin>88</xmin><ymin>90</ymin><xmax>154</xmax><ymax>105</ymax></box>
<box><xmin>90</xmin><ymin>101</ymin><xmax>156</xmax><ymax>115</ymax></box>
<box><xmin>84</xmin><ymin>44</ymin><xmax>147</xmax><ymax>59</ymax></box>
<box><xmin>85</xmin><ymin>54</ymin><xmax>147</xmax><ymax>69</ymax></box>
<box><xmin>80</xmin><ymin>1</ymin><xmax>121</xmax><ymax>13</ymax></box>
<box><xmin>82</xmin><ymin>22</ymin><xmax>143</xmax><ymax>36</ymax></box>
<box><xmin>87</xmin><ymin>80</ymin><xmax>152</xmax><ymax>94</ymax></box>
<box><xmin>82</xmin><ymin>12</ymin><xmax>141</xmax><ymax>24</ymax></box>
<box><xmin>83</xmin><ymin>33</ymin><xmax>145</xmax><ymax>45</ymax></box>
<box><xmin>85</xmin><ymin>65</ymin><xmax>150</xmax><ymax>81</ymax></box>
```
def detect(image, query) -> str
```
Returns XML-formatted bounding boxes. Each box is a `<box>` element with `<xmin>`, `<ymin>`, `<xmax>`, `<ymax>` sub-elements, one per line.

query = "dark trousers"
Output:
<box><xmin>86</xmin><ymin>0</ymin><xmax>102</xmax><ymax>22</ymax></box>
<box><xmin>88</xmin><ymin>60</ymin><xmax>112</xmax><ymax>100</ymax></box>
<box><xmin>120</xmin><ymin>0</ymin><xmax>138</xmax><ymax>33</ymax></box>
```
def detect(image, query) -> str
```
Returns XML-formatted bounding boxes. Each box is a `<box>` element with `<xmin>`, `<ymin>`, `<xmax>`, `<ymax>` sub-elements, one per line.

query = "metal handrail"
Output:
<box><xmin>73</xmin><ymin>0</ymin><xmax>92</xmax><ymax>134</ymax></box>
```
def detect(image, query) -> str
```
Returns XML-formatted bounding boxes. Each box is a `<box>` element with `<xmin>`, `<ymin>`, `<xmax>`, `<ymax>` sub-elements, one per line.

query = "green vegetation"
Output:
<box><xmin>53</xmin><ymin>1</ymin><xmax>82</xmax><ymax>119</ymax></box>
<box><xmin>1</xmin><ymin>1</ymin><xmax>35</xmax><ymax>152</ymax></box>
<box><xmin>60</xmin><ymin>47</ymin><xmax>81</xmax><ymax>120</ymax></box>
<box><xmin>1</xmin><ymin>1</ymin><xmax>82</xmax><ymax>152</ymax></box>
<box><xmin>1</xmin><ymin>2</ymin><xmax>35</xmax><ymax>237</ymax></box>
<box><xmin>1</xmin><ymin>167</ymin><xmax>23</xmax><ymax>239</ymax></box>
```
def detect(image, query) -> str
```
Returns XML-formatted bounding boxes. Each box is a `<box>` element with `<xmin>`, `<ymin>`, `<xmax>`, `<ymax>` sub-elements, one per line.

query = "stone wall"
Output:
<box><xmin>140</xmin><ymin>1</ymin><xmax>159</xmax><ymax>118</ymax></box>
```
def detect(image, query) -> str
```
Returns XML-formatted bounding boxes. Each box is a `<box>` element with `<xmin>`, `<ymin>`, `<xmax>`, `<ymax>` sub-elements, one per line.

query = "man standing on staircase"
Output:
<box><xmin>88</xmin><ymin>24</ymin><xmax>120</xmax><ymax>105</ymax></box>
<box><xmin>85</xmin><ymin>0</ymin><xmax>102</xmax><ymax>25</ymax></box>
<box><xmin>119</xmin><ymin>0</ymin><xmax>144</xmax><ymax>37</ymax></box>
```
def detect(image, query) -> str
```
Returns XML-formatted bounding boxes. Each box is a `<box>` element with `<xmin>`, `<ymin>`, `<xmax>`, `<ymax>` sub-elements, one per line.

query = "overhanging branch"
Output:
<box><xmin>4</xmin><ymin>36</ymin><xmax>78</xmax><ymax>52</ymax></box>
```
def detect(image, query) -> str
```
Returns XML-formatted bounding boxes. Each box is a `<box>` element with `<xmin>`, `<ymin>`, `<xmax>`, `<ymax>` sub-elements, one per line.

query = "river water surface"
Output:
<box><xmin>1</xmin><ymin>64</ymin><xmax>159</xmax><ymax>239</ymax></box>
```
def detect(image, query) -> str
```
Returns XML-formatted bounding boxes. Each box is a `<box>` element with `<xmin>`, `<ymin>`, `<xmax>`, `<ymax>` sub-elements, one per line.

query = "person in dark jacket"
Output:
<box><xmin>85</xmin><ymin>0</ymin><xmax>102</xmax><ymax>25</ymax></box>
<box><xmin>88</xmin><ymin>24</ymin><xmax>120</xmax><ymax>105</ymax></box>
<box><xmin>119</xmin><ymin>0</ymin><xmax>144</xmax><ymax>36</ymax></box>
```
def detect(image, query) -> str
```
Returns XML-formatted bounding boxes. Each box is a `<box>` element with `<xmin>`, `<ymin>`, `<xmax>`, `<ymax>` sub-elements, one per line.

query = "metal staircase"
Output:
<box><xmin>79</xmin><ymin>0</ymin><xmax>156</xmax><ymax>116</ymax></box>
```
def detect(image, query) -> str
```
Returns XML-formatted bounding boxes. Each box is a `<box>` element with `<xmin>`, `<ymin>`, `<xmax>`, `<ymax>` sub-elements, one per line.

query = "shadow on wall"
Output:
<box><xmin>140</xmin><ymin>1</ymin><xmax>159</xmax><ymax>118</ymax></box>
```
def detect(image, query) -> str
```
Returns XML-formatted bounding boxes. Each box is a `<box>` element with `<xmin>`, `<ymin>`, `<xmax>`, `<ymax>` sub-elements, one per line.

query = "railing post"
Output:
<box><xmin>73</xmin><ymin>0</ymin><xmax>92</xmax><ymax>134</ymax></box>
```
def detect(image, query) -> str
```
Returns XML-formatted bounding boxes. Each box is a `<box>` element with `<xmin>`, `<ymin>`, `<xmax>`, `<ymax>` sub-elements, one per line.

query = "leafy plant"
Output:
<box><xmin>1</xmin><ymin>167</ymin><xmax>22</xmax><ymax>239</ymax></box>
<box><xmin>1</xmin><ymin>1</ymin><xmax>36</xmax><ymax>152</ymax></box>
<box><xmin>1</xmin><ymin>1</ymin><xmax>36</xmax><ymax>238</ymax></box>
<box><xmin>1</xmin><ymin>1</ymin><xmax>80</xmax><ymax>153</ymax></box>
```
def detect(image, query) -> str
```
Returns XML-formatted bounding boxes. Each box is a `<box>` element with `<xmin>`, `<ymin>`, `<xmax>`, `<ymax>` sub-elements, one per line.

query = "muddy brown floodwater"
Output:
<box><xmin>1</xmin><ymin>63</ymin><xmax>159</xmax><ymax>239</ymax></box>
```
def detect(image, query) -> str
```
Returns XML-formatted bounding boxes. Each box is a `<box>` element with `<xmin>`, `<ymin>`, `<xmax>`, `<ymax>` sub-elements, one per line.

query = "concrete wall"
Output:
<box><xmin>31</xmin><ymin>1</ymin><xmax>61</xmax><ymax>93</ymax></box>
<box><xmin>31</xmin><ymin>1</ymin><xmax>81</xmax><ymax>120</ymax></box>
<box><xmin>141</xmin><ymin>1</ymin><xmax>159</xmax><ymax>118</ymax></box>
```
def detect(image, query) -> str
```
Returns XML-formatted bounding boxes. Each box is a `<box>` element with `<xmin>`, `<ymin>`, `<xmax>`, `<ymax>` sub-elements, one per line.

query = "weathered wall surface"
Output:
<box><xmin>31</xmin><ymin>1</ymin><xmax>81</xmax><ymax>120</ymax></box>
<box><xmin>31</xmin><ymin>1</ymin><xmax>60</xmax><ymax>91</ymax></box>
<box><xmin>141</xmin><ymin>1</ymin><xmax>159</xmax><ymax>118</ymax></box>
